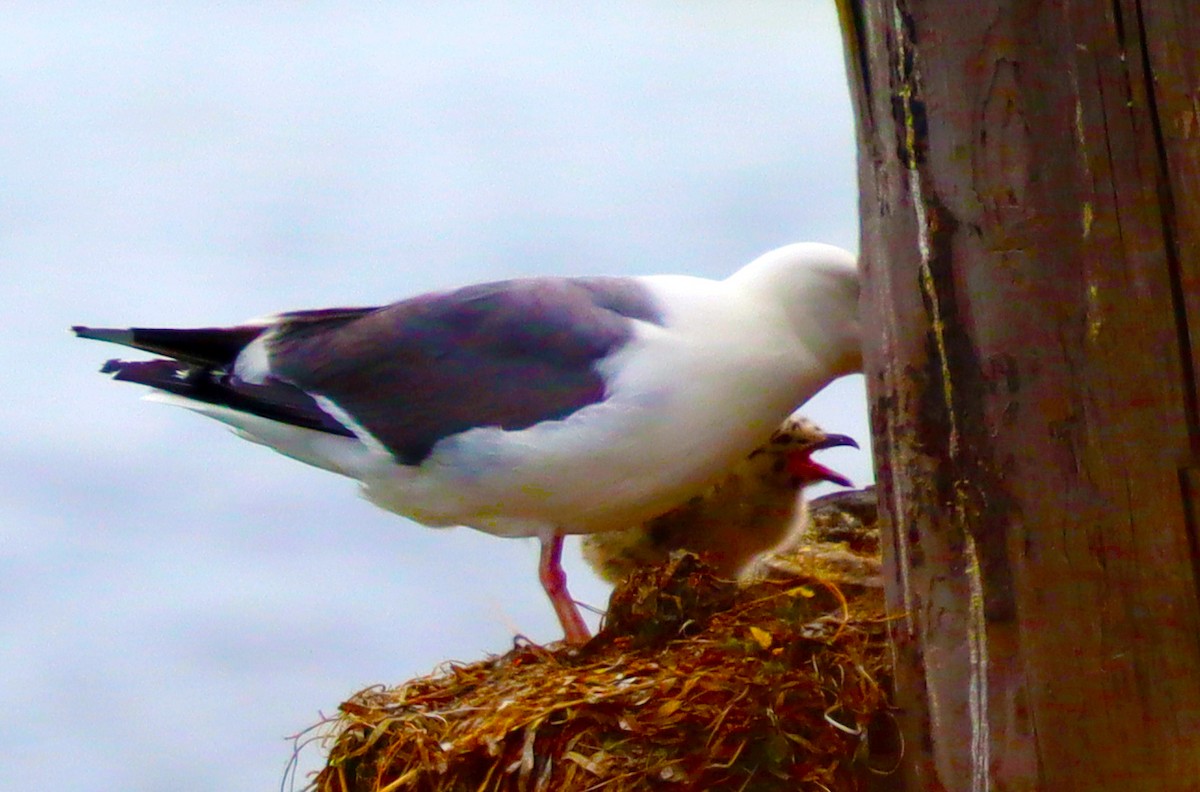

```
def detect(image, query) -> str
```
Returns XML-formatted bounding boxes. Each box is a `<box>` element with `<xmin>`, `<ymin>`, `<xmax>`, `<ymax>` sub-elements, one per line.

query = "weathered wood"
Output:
<box><xmin>835</xmin><ymin>0</ymin><xmax>1200</xmax><ymax>788</ymax></box>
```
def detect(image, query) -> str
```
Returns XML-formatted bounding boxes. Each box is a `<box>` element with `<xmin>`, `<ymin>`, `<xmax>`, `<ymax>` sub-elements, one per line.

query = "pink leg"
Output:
<box><xmin>538</xmin><ymin>533</ymin><xmax>591</xmax><ymax>645</ymax></box>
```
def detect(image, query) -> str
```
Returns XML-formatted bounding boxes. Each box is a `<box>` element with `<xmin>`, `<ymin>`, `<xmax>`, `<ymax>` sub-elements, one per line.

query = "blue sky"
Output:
<box><xmin>1</xmin><ymin>3</ymin><xmax>865</xmax><ymax>790</ymax></box>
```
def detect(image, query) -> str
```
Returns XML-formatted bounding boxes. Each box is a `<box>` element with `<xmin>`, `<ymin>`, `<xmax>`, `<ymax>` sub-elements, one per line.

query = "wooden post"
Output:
<box><xmin>835</xmin><ymin>0</ymin><xmax>1200</xmax><ymax>788</ymax></box>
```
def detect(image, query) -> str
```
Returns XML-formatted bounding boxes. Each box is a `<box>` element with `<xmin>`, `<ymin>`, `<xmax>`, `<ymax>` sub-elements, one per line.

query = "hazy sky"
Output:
<box><xmin>2</xmin><ymin>3</ymin><xmax>864</xmax><ymax>790</ymax></box>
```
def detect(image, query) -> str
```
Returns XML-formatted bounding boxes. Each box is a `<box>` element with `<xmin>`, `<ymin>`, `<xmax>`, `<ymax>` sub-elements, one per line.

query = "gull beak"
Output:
<box><xmin>786</xmin><ymin>433</ymin><xmax>858</xmax><ymax>488</ymax></box>
<box><xmin>809</xmin><ymin>433</ymin><xmax>858</xmax><ymax>453</ymax></box>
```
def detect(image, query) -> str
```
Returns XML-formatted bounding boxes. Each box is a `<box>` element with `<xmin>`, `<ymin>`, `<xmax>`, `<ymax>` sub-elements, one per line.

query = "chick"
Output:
<box><xmin>582</xmin><ymin>416</ymin><xmax>857</xmax><ymax>583</ymax></box>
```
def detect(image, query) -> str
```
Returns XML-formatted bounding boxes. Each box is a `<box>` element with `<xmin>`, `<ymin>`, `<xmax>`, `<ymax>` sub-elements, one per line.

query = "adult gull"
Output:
<box><xmin>73</xmin><ymin>243</ymin><xmax>861</xmax><ymax>644</ymax></box>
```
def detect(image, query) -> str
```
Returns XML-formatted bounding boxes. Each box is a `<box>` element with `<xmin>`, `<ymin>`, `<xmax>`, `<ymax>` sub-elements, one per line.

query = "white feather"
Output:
<box><xmin>232</xmin><ymin>332</ymin><xmax>274</xmax><ymax>384</ymax></box>
<box><xmin>142</xmin><ymin>391</ymin><xmax>375</xmax><ymax>478</ymax></box>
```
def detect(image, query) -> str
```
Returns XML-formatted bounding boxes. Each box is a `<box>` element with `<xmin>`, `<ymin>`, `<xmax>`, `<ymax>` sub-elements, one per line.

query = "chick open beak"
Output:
<box><xmin>786</xmin><ymin>433</ymin><xmax>858</xmax><ymax>488</ymax></box>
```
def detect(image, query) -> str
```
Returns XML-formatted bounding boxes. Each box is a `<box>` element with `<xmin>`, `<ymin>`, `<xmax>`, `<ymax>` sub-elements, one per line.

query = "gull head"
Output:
<box><xmin>726</xmin><ymin>243</ymin><xmax>862</xmax><ymax>376</ymax></box>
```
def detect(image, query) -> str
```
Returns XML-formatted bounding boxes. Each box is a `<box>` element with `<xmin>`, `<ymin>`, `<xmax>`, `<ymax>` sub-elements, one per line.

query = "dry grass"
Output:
<box><xmin>304</xmin><ymin>496</ymin><xmax>894</xmax><ymax>791</ymax></box>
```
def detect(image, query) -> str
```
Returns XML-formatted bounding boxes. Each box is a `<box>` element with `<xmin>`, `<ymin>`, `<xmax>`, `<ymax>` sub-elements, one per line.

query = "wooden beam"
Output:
<box><xmin>836</xmin><ymin>1</ymin><xmax>1200</xmax><ymax>788</ymax></box>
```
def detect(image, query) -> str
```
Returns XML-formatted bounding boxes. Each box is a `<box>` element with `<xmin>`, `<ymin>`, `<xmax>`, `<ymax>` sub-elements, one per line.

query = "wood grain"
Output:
<box><xmin>836</xmin><ymin>1</ymin><xmax>1200</xmax><ymax>788</ymax></box>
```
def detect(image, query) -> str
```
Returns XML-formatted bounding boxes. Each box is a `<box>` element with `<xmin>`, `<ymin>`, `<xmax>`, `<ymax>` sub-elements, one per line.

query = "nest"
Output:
<box><xmin>306</xmin><ymin>489</ymin><xmax>895</xmax><ymax>792</ymax></box>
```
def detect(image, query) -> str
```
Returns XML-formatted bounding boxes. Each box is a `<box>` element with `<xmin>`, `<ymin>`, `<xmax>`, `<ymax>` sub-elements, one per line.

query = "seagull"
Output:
<box><xmin>73</xmin><ymin>242</ymin><xmax>860</xmax><ymax>644</ymax></box>
<box><xmin>581</xmin><ymin>416</ymin><xmax>857</xmax><ymax>584</ymax></box>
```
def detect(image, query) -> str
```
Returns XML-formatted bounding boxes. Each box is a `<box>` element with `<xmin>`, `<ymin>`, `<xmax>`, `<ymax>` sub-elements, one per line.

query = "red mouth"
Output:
<box><xmin>785</xmin><ymin>433</ymin><xmax>857</xmax><ymax>488</ymax></box>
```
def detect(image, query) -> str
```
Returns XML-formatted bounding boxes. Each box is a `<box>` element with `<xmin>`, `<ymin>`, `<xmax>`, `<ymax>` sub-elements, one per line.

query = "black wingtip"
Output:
<box><xmin>72</xmin><ymin>324</ymin><xmax>265</xmax><ymax>367</ymax></box>
<box><xmin>73</xmin><ymin>326</ymin><xmax>136</xmax><ymax>346</ymax></box>
<box><xmin>92</xmin><ymin>357</ymin><xmax>358</xmax><ymax>439</ymax></box>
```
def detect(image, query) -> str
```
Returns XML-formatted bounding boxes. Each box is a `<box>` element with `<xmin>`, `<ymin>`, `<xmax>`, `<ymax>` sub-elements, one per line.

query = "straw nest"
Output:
<box><xmin>305</xmin><ymin>488</ymin><xmax>895</xmax><ymax>792</ymax></box>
